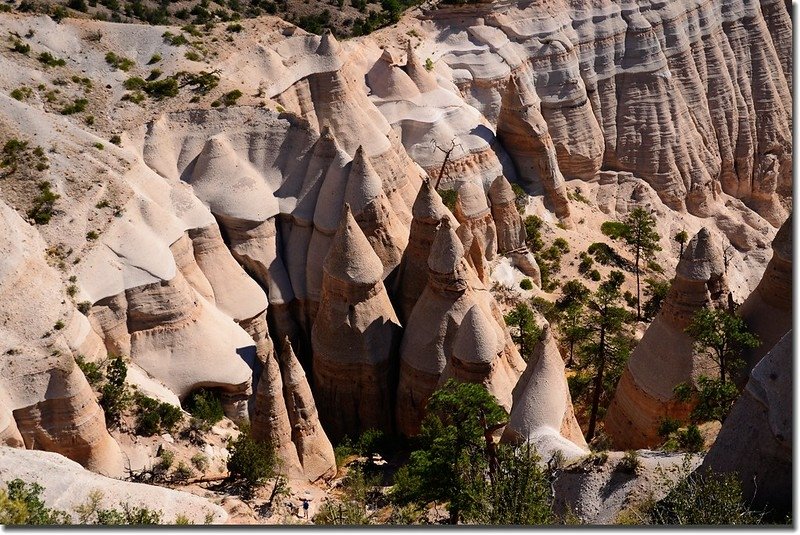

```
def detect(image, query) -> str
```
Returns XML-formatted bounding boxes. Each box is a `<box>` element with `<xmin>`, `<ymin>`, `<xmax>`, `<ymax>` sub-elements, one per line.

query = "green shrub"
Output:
<box><xmin>162</xmin><ymin>31</ymin><xmax>190</xmax><ymax>46</ymax></box>
<box><xmin>99</xmin><ymin>356</ymin><xmax>129</xmax><ymax>428</ymax></box>
<box><xmin>0</xmin><ymin>479</ymin><xmax>71</xmax><ymax>525</ymax></box>
<box><xmin>184</xmin><ymin>50</ymin><xmax>201</xmax><ymax>61</ymax></box>
<box><xmin>617</xmin><ymin>450</ymin><xmax>641</xmax><ymax>474</ymax></box>
<box><xmin>123</xmin><ymin>76</ymin><xmax>146</xmax><ymax>90</ymax></box>
<box><xmin>173</xmin><ymin>462</ymin><xmax>193</xmax><ymax>482</ymax></box>
<box><xmin>28</xmin><ymin>182</ymin><xmax>60</xmax><ymax>225</ymax></box>
<box><xmin>53</xmin><ymin>319</ymin><xmax>65</xmax><ymax>330</ymax></box>
<box><xmin>75</xmin><ymin>355</ymin><xmax>103</xmax><ymax>386</ymax></box>
<box><xmin>651</xmin><ymin>469</ymin><xmax>764</xmax><ymax>525</ymax></box>
<box><xmin>61</xmin><ymin>98</ymin><xmax>88</xmax><ymax>115</ymax></box>
<box><xmin>520</xmin><ymin>278</ymin><xmax>533</xmax><ymax>290</ymax></box>
<box><xmin>657</xmin><ymin>417</ymin><xmax>682</xmax><ymax>440</ymax></box>
<box><xmin>226</xmin><ymin>22</ymin><xmax>242</xmax><ymax>32</ymax></box>
<box><xmin>147</xmin><ymin>53</ymin><xmax>162</xmax><ymax>64</ymax></box>
<box><xmin>86</xmin><ymin>230</ymin><xmax>99</xmax><ymax>240</ymax></box>
<box><xmin>524</xmin><ymin>215</ymin><xmax>544</xmax><ymax>252</ymax></box>
<box><xmin>37</xmin><ymin>51</ymin><xmax>66</xmax><ymax>67</ymax></box>
<box><xmin>10</xmin><ymin>87</ymin><xmax>32</xmax><ymax>101</ymax></box>
<box><xmin>184</xmin><ymin>388</ymin><xmax>224</xmax><ymax>426</ymax></box>
<box><xmin>226</xmin><ymin>425</ymin><xmax>277</xmax><ymax>495</ymax></box>
<box><xmin>191</xmin><ymin>453</ymin><xmax>209</xmax><ymax>471</ymax></box>
<box><xmin>221</xmin><ymin>89</ymin><xmax>242</xmax><ymax>106</ymax></box>
<box><xmin>77</xmin><ymin>301</ymin><xmax>92</xmax><ymax>314</ymax></box>
<box><xmin>105</xmin><ymin>51</ymin><xmax>134</xmax><ymax>71</ymax></box>
<box><xmin>134</xmin><ymin>394</ymin><xmax>183</xmax><ymax>436</ymax></box>
<box><xmin>424</xmin><ymin>58</ymin><xmax>433</xmax><ymax>71</ymax></box>
<box><xmin>109</xmin><ymin>135</ymin><xmax>121</xmax><ymax>146</ymax></box>
<box><xmin>142</xmin><ymin>77</ymin><xmax>178</xmax><ymax>99</ymax></box>
<box><xmin>333</xmin><ymin>436</ymin><xmax>356</xmax><ymax>468</ymax></box>
<box><xmin>10</xmin><ymin>39</ymin><xmax>30</xmax><ymax>54</ymax></box>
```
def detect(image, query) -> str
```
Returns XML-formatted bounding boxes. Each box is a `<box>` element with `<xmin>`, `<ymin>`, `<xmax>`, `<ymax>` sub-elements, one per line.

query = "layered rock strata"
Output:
<box><xmin>604</xmin><ymin>228</ymin><xmax>730</xmax><ymax>449</ymax></box>
<box><xmin>396</xmin><ymin>217</ymin><xmax>525</xmax><ymax>436</ymax></box>
<box><xmin>495</xmin><ymin>73</ymin><xmax>572</xmax><ymax>223</ymax></box>
<box><xmin>311</xmin><ymin>206</ymin><xmax>402</xmax><ymax>441</ymax></box>
<box><xmin>0</xmin><ymin>202</ymin><xmax>123</xmax><ymax>476</ymax></box>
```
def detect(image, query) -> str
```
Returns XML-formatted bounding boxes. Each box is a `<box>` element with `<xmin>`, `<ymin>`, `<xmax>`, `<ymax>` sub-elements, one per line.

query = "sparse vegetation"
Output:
<box><xmin>99</xmin><ymin>356</ymin><xmax>130</xmax><ymax>428</ymax></box>
<box><xmin>104</xmin><ymin>51</ymin><xmax>135</xmax><ymax>71</ymax></box>
<box><xmin>134</xmin><ymin>393</ymin><xmax>184</xmax><ymax>436</ymax></box>
<box><xmin>504</xmin><ymin>302</ymin><xmax>542</xmax><ymax>362</ymax></box>
<box><xmin>28</xmin><ymin>181</ymin><xmax>60</xmax><ymax>225</ymax></box>
<box><xmin>61</xmin><ymin>98</ymin><xmax>88</xmax><ymax>115</ymax></box>
<box><xmin>37</xmin><ymin>51</ymin><xmax>66</xmax><ymax>67</ymax></box>
<box><xmin>226</xmin><ymin>424</ymin><xmax>277</xmax><ymax>497</ymax></box>
<box><xmin>184</xmin><ymin>388</ymin><xmax>225</xmax><ymax>428</ymax></box>
<box><xmin>10</xmin><ymin>86</ymin><xmax>32</xmax><ymax>101</ymax></box>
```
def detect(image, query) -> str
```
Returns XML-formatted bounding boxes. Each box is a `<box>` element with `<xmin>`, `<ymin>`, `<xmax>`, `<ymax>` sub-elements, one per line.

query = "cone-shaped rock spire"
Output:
<box><xmin>605</xmin><ymin>228</ymin><xmax>730</xmax><ymax>449</ymax></box>
<box><xmin>312</xmin><ymin>206</ymin><xmax>402</xmax><ymax>441</ymax></box>
<box><xmin>501</xmin><ymin>325</ymin><xmax>588</xmax><ymax>461</ymax></box>
<box><xmin>277</xmin><ymin>337</ymin><xmax>337</xmax><ymax>481</ymax></box>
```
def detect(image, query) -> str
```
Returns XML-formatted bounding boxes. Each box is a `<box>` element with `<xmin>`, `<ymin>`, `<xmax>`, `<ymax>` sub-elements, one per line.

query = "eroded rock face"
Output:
<box><xmin>394</xmin><ymin>178</ymin><xmax>455</xmax><ymax>323</ymax></box>
<box><xmin>487</xmin><ymin>175</ymin><xmax>542</xmax><ymax>285</ymax></box>
<box><xmin>605</xmin><ymin>228</ymin><xmax>730</xmax><ymax>449</ymax></box>
<box><xmin>0</xmin><ymin>202</ymin><xmax>123</xmax><ymax>477</ymax></box>
<box><xmin>276</xmin><ymin>338</ymin><xmax>336</xmax><ymax>482</ymax></box>
<box><xmin>425</xmin><ymin>0</ymin><xmax>791</xmax><ymax>227</ymax></box>
<box><xmin>495</xmin><ymin>72</ymin><xmax>572</xmax><ymax>223</ymax></box>
<box><xmin>454</xmin><ymin>180</ymin><xmax>498</xmax><ymax>284</ymax></box>
<box><xmin>737</xmin><ymin>213</ymin><xmax>793</xmax><ymax>373</ymax></box>
<box><xmin>501</xmin><ymin>326</ymin><xmax>587</xmax><ymax>460</ymax></box>
<box><xmin>396</xmin><ymin>218</ymin><xmax>524</xmax><ymax>436</ymax></box>
<box><xmin>311</xmin><ymin>206</ymin><xmax>402</xmax><ymax>441</ymax></box>
<box><xmin>701</xmin><ymin>331</ymin><xmax>792</xmax><ymax>515</ymax></box>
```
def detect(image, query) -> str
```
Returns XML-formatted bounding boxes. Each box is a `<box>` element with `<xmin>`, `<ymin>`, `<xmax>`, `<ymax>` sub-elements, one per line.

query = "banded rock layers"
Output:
<box><xmin>605</xmin><ymin>228</ymin><xmax>730</xmax><ymax>449</ymax></box>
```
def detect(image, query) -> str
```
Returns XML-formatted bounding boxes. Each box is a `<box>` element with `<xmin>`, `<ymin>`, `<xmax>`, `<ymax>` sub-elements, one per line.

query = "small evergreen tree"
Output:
<box><xmin>504</xmin><ymin>302</ymin><xmax>541</xmax><ymax>362</ymax></box>
<box><xmin>579</xmin><ymin>272</ymin><xmax>632</xmax><ymax>441</ymax></box>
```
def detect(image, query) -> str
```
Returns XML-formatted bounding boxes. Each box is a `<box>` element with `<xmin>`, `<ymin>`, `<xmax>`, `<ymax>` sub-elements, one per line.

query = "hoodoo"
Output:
<box><xmin>396</xmin><ymin>217</ymin><xmax>524</xmax><ymax>436</ymax></box>
<box><xmin>605</xmin><ymin>228</ymin><xmax>730</xmax><ymax>449</ymax></box>
<box><xmin>502</xmin><ymin>325</ymin><xmax>588</xmax><ymax>460</ymax></box>
<box><xmin>311</xmin><ymin>205</ymin><xmax>401</xmax><ymax>441</ymax></box>
<box><xmin>487</xmin><ymin>174</ymin><xmax>542</xmax><ymax>285</ymax></box>
<box><xmin>276</xmin><ymin>337</ymin><xmax>337</xmax><ymax>482</ymax></box>
<box><xmin>395</xmin><ymin>178</ymin><xmax>454</xmax><ymax>322</ymax></box>
<box><xmin>701</xmin><ymin>332</ymin><xmax>792</xmax><ymax>515</ymax></box>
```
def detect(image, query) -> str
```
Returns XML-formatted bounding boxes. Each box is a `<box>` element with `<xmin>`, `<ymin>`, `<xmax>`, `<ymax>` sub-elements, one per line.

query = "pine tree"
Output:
<box><xmin>580</xmin><ymin>272</ymin><xmax>631</xmax><ymax>441</ymax></box>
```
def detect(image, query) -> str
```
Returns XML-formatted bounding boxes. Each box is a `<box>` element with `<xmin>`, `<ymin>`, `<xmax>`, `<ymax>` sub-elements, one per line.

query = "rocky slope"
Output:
<box><xmin>0</xmin><ymin>0</ymin><xmax>791</xmax><ymax>523</ymax></box>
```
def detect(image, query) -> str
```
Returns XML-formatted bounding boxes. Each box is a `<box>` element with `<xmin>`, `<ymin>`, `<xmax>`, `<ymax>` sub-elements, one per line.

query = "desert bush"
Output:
<box><xmin>104</xmin><ymin>52</ymin><xmax>134</xmax><ymax>71</ymax></box>
<box><xmin>226</xmin><ymin>425</ymin><xmax>277</xmax><ymax>495</ymax></box>
<box><xmin>28</xmin><ymin>182</ymin><xmax>60</xmax><ymax>225</ymax></box>
<box><xmin>0</xmin><ymin>479</ymin><xmax>71</xmax><ymax>525</ymax></box>
<box><xmin>184</xmin><ymin>388</ymin><xmax>224</xmax><ymax>427</ymax></box>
